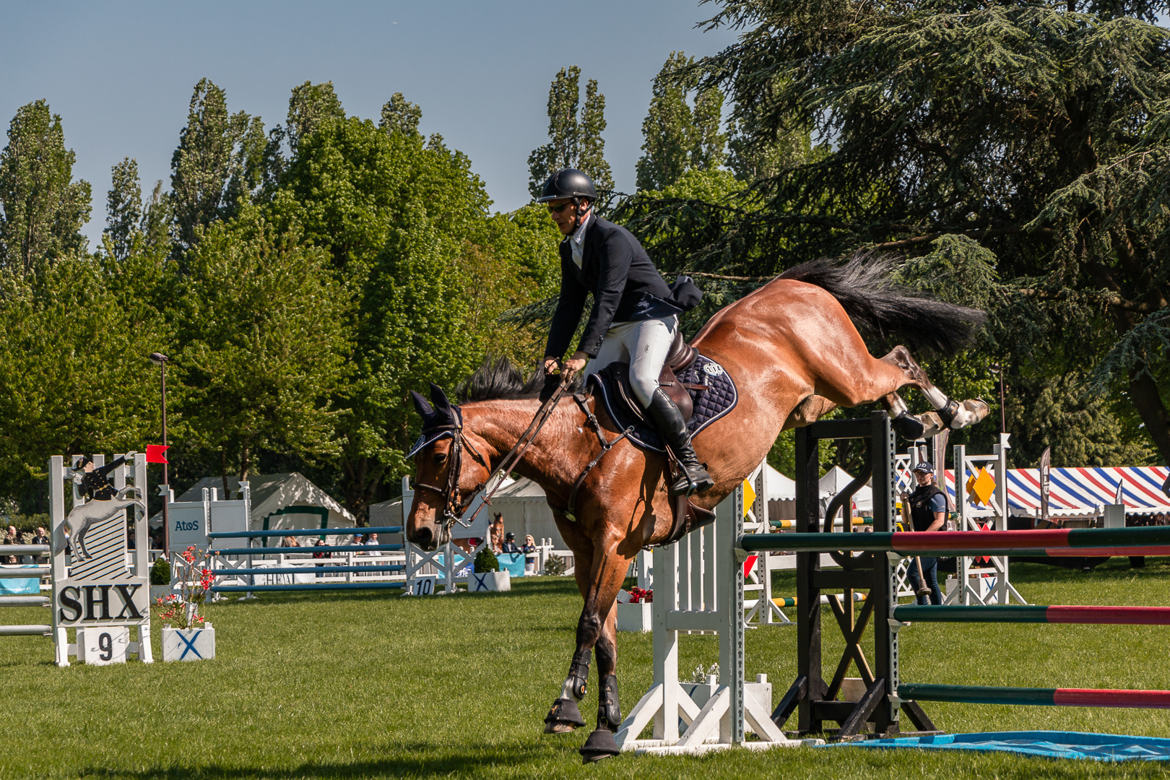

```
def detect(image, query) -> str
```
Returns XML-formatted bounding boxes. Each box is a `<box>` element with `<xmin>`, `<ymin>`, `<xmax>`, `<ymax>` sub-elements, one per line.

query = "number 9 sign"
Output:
<box><xmin>79</xmin><ymin>627</ymin><xmax>130</xmax><ymax>665</ymax></box>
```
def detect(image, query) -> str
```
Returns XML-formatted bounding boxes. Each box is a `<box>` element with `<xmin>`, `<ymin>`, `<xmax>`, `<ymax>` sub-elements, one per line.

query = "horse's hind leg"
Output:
<box><xmin>880</xmin><ymin>346</ymin><xmax>988</xmax><ymax>436</ymax></box>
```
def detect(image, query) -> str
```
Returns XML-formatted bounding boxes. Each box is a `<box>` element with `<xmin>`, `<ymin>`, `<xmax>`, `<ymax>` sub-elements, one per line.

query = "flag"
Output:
<box><xmin>146</xmin><ymin>444</ymin><xmax>170</xmax><ymax>464</ymax></box>
<box><xmin>1114</xmin><ymin>479</ymin><xmax>1124</xmax><ymax>505</ymax></box>
<box><xmin>1039</xmin><ymin>446</ymin><xmax>1051</xmax><ymax>524</ymax></box>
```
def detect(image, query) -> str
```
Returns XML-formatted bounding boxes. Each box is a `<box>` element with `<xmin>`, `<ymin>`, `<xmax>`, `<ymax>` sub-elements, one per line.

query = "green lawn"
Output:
<box><xmin>3</xmin><ymin>559</ymin><xmax>1170</xmax><ymax>778</ymax></box>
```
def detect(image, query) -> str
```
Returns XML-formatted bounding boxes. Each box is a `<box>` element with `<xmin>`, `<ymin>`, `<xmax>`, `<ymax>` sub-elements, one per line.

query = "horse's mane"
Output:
<box><xmin>457</xmin><ymin>356</ymin><xmax>578</xmax><ymax>402</ymax></box>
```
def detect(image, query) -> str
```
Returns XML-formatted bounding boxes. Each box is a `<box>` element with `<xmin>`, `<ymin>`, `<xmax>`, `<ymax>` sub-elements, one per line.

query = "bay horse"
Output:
<box><xmin>405</xmin><ymin>255</ymin><xmax>988</xmax><ymax>760</ymax></box>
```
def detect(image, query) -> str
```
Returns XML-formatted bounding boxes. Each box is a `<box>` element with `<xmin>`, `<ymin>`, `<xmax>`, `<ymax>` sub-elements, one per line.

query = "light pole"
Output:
<box><xmin>150</xmin><ymin>352</ymin><xmax>169</xmax><ymax>554</ymax></box>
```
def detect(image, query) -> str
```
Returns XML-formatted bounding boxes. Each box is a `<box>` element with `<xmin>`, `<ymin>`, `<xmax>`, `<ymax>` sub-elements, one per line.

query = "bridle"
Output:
<box><xmin>411</xmin><ymin>378</ymin><xmax>571</xmax><ymax>538</ymax></box>
<box><xmin>411</xmin><ymin>406</ymin><xmax>488</xmax><ymax>536</ymax></box>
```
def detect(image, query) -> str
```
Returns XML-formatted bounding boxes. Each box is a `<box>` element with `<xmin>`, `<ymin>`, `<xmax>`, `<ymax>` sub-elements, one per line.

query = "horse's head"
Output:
<box><xmin>406</xmin><ymin>383</ymin><xmax>491</xmax><ymax>550</ymax></box>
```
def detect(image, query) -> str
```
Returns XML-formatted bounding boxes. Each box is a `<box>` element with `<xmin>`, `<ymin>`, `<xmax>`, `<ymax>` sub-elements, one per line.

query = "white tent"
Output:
<box><xmin>151</xmin><ymin>472</ymin><xmax>356</xmax><ymax>531</ymax></box>
<box><xmin>762</xmin><ymin>464</ymin><xmax>796</xmax><ymax>500</ymax></box>
<box><xmin>818</xmin><ymin>465</ymin><xmax>873</xmax><ymax>513</ymax></box>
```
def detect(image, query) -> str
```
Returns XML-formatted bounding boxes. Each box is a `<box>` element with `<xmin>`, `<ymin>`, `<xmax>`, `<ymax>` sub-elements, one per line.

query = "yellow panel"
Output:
<box><xmin>742</xmin><ymin>479</ymin><xmax>757</xmax><ymax>516</ymax></box>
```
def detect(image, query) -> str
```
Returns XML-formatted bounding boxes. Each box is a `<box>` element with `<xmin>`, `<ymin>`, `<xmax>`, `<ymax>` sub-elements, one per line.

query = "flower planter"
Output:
<box><xmin>468</xmin><ymin>571</ymin><xmax>510</xmax><ymax>593</ymax></box>
<box><xmin>617</xmin><ymin>601</ymin><xmax>653</xmax><ymax>632</ymax></box>
<box><xmin>161</xmin><ymin>624</ymin><xmax>215</xmax><ymax>662</ymax></box>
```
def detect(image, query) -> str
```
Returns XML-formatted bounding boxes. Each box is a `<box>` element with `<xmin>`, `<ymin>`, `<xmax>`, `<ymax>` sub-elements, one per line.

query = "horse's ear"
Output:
<box><xmin>429</xmin><ymin>383</ymin><xmax>451</xmax><ymax>411</ymax></box>
<box><xmin>410</xmin><ymin>390</ymin><xmax>434</xmax><ymax>418</ymax></box>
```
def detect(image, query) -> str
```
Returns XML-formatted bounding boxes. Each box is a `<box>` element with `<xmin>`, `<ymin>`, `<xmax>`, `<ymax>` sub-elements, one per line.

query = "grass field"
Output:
<box><xmin>3</xmin><ymin>559</ymin><xmax>1170</xmax><ymax>778</ymax></box>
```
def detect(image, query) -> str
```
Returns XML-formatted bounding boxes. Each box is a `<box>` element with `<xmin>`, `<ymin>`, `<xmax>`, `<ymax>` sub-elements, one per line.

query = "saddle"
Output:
<box><xmin>586</xmin><ymin>330</ymin><xmax>736</xmax><ymax>546</ymax></box>
<box><xmin>594</xmin><ymin>329</ymin><xmax>702</xmax><ymax>424</ymax></box>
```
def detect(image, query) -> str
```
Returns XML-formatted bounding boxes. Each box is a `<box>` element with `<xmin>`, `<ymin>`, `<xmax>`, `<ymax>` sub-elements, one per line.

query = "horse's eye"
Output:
<box><xmin>432</xmin><ymin>452</ymin><xmax>447</xmax><ymax>467</ymax></box>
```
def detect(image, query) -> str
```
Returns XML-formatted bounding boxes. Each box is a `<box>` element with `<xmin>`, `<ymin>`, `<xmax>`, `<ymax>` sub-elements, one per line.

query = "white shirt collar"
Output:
<box><xmin>568</xmin><ymin>211</ymin><xmax>592</xmax><ymax>268</ymax></box>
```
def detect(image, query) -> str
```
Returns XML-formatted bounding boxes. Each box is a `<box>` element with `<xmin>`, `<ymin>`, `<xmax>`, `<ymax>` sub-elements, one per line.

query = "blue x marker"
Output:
<box><xmin>471</xmin><ymin>573</ymin><xmax>489</xmax><ymax>592</ymax></box>
<box><xmin>178</xmin><ymin>629</ymin><xmax>203</xmax><ymax>659</ymax></box>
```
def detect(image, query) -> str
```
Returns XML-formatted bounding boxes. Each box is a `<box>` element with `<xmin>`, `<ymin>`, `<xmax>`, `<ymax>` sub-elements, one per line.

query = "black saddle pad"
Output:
<box><xmin>587</xmin><ymin>353</ymin><xmax>738</xmax><ymax>452</ymax></box>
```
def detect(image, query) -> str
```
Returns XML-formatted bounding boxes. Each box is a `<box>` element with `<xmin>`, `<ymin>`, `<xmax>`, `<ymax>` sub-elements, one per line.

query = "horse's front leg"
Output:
<box><xmin>544</xmin><ymin>536</ymin><xmax>630</xmax><ymax>759</ymax></box>
<box><xmin>543</xmin><ymin>544</ymin><xmax>595</xmax><ymax>735</ymax></box>
<box><xmin>592</xmin><ymin>599</ymin><xmax>621</xmax><ymax>731</ymax></box>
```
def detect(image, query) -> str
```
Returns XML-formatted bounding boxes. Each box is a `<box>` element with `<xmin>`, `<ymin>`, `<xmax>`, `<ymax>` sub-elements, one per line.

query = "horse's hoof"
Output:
<box><xmin>892</xmin><ymin>411</ymin><xmax>925</xmax><ymax>440</ymax></box>
<box><xmin>579</xmin><ymin>728</ymin><xmax>620</xmax><ymax>762</ymax></box>
<box><xmin>917</xmin><ymin>411</ymin><xmax>945</xmax><ymax>438</ymax></box>
<box><xmin>543</xmin><ymin>697</ymin><xmax>585</xmax><ymax>734</ymax></box>
<box><xmin>960</xmin><ymin>398</ymin><xmax>991</xmax><ymax>426</ymax></box>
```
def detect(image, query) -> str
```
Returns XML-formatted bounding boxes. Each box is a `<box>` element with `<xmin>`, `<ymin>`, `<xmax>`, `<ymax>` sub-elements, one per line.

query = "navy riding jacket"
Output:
<box><xmin>544</xmin><ymin>216</ymin><xmax>677</xmax><ymax>359</ymax></box>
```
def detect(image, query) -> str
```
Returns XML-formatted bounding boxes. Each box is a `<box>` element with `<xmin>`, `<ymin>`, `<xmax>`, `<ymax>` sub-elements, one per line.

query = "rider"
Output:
<box><xmin>537</xmin><ymin>167</ymin><xmax>712</xmax><ymax>496</ymax></box>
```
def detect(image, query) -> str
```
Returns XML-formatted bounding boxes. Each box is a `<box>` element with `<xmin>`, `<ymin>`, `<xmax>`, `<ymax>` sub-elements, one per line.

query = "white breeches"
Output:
<box><xmin>583</xmin><ymin>315</ymin><xmax>678</xmax><ymax>409</ymax></box>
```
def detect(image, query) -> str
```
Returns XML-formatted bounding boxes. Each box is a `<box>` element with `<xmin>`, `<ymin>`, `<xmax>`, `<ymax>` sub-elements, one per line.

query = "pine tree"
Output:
<box><xmin>697</xmin><ymin>0</ymin><xmax>1170</xmax><ymax>463</ymax></box>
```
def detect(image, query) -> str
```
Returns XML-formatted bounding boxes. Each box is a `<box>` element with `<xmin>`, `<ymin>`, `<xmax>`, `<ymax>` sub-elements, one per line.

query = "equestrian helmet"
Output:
<box><xmin>537</xmin><ymin>168</ymin><xmax>597</xmax><ymax>203</ymax></box>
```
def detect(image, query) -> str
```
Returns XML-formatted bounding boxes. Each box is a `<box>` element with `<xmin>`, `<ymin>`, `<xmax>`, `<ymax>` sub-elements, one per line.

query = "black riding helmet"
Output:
<box><xmin>537</xmin><ymin>168</ymin><xmax>597</xmax><ymax>203</ymax></box>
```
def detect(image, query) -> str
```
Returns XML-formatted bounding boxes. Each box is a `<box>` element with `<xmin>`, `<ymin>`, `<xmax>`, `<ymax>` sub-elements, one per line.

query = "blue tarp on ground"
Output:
<box><xmin>842</xmin><ymin>731</ymin><xmax>1170</xmax><ymax>762</ymax></box>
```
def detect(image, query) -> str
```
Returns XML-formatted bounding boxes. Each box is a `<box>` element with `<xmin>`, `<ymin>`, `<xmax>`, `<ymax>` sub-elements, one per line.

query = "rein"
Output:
<box><xmin>463</xmin><ymin>377</ymin><xmax>571</xmax><ymax>526</ymax></box>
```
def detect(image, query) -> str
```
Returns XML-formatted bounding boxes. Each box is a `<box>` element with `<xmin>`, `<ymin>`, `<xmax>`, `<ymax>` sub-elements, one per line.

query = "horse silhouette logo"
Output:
<box><xmin>64</xmin><ymin>454</ymin><xmax>146</xmax><ymax>581</ymax></box>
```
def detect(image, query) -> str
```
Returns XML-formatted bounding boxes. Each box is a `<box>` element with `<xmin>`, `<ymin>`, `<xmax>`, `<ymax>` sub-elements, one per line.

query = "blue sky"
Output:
<box><xmin>1</xmin><ymin>1</ymin><xmax>742</xmax><ymax>247</ymax></box>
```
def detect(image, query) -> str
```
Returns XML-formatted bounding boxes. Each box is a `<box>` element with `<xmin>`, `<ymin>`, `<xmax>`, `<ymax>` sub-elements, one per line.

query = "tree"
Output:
<box><xmin>170</xmin><ymin>79</ymin><xmax>253</xmax><ymax>250</ymax></box>
<box><xmin>0</xmin><ymin>252</ymin><xmax>170</xmax><ymax>508</ymax></box>
<box><xmin>104</xmin><ymin>157</ymin><xmax>142</xmax><ymax>261</ymax></box>
<box><xmin>379</xmin><ymin>92</ymin><xmax>422</xmax><ymax>137</ymax></box>
<box><xmin>173</xmin><ymin>204</ymin><xmax>350</xmax><ymax>484</ymax></box>
<box><xmin>139</xmin><ymin>179</ymin><xmax>172</xmax><ymax>252</ymax></box>
<box><xmin>578</xmin><ymin>79</ymin><xmax>614</xmax><ymax>194</ymax></box>
<box><xmin>277</xmin><ymin>115</ymin><xmax>507</xmax><ymax>517</ymax></box>
<box><xmin>696</xmin><ymin>0</ymin><xmax>1170</xmax><ymax>464</ymax></box>
<box><xmin>286</xmin><ymin>81</ymin><xmax>346</xmax><ymax>154</ymax></box>
<box><xmin>636</xmin><ymin>52</ymin><xmax>727</xmax><ymax>191</ymax></box>
<box><xmin>0</xmin><ymin>100</ymin><xmax>91</xmax><ymax>272</ymax></box>
<box><xmin>527</xmin><ymin>66</ymin><xmax>613</xmax><ymax>198</ymax></box>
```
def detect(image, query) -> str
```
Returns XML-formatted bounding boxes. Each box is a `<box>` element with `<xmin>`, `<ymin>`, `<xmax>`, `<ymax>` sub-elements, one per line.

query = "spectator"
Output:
<box><xmin>31</xmin><ymin>526</ymin><xmax>49</xmax><ymax>556</ymax></box>
<box><xmin>312</xmin><ymin>538</ymin><xmax>330</xmax><ymax>578</ymax></box>
<box><xmin>365</xmin><ymin>532</ymin><xmax>380</xmax><ymax>556</ymax></box>
<box><xmin>352</xmin><ymin>533</ymin><xmax>365</xmax><ymax>547</ymax></box>
<box><xmin>3</xmin><ymin>525</ymin><xmax>17</xmax><ymax>564</ymax></box>
<box><xmin>501</xmin><ymin>531</ymin><xmax>520</xmax><ymax>554</ymax></box>
<box><xmin>523</xmin><ymin>534</ymin><xmax>538</xmax><ymax>574</ymax></box>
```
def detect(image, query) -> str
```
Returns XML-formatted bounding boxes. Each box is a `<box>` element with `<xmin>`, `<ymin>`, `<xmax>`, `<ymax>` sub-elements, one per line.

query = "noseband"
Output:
<box><xmin>412</xmin><ymin>406</ymin><xmax>488</xmax><ymax>533</ymax></box>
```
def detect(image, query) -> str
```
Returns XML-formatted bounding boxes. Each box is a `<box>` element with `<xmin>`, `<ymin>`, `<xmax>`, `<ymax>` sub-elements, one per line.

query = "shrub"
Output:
<box><xmin>473</xmin><ymin>547</ymin><xmax>499</xmax><ymax>573</ymax></box>
<box><xmin>542</xmin><ymin>555</ymin><xmax>568</xmax><ymax>576</ymax></box>
<box><xmin>150</xmin><ymin>556</ymin><xmax>171</xmax><ymax>585</ymax></box>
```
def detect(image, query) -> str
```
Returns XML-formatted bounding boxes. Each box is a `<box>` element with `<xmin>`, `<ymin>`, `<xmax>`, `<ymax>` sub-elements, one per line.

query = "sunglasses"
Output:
<box><xmin>547</xmin><ymin>202</ymin><xmax>573</xmax><ymax>214</ymax></box>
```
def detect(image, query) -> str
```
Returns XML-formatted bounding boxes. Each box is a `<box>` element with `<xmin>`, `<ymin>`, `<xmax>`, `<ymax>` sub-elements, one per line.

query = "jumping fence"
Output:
<box><xmin>617</xmin><ymin>413</ymin><xmax>1170</xmax><ymax>755</ymax></box>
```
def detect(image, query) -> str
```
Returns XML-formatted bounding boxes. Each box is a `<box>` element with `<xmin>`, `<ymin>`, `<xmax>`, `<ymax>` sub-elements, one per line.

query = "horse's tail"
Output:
<box><xmin>778</xmin><ymin>253</ymin><xmax>986</xmax><ymax>354</ymax></box>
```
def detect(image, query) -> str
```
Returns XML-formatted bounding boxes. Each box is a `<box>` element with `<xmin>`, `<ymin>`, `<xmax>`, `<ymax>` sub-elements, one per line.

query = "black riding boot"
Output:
<box><xmin>645</xmin><ymin>388</ymin><xmax>713</xmax><ymax>495</ymax></box>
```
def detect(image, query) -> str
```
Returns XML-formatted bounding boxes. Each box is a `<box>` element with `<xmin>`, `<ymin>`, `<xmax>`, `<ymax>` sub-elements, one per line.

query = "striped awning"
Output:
<box><xmin>942</xmin><ymin>466</ymin><xmax>1170</xmax><ymax>517</ymax></box>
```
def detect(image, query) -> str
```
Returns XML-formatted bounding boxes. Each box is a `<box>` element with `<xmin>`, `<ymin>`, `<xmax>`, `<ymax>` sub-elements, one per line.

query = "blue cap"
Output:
<box><xmin>913</xmin><ymin>461</ymin><xmax>934</xmax><ymax>474</ymax></box>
